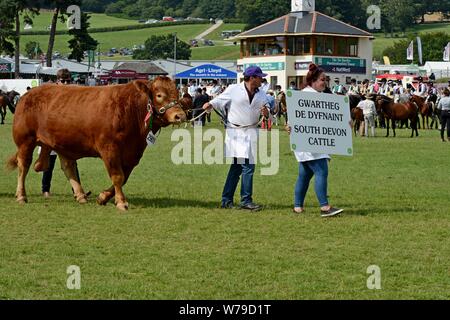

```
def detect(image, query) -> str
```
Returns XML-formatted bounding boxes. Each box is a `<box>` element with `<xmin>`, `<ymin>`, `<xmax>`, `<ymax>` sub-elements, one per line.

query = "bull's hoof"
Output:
<box><xmin>116</xmin><ymin>202</ymin><xmax>129</xmax><ymax>211</ymax></box>
<box><xmin>17</xmin><ymin>196</ymin><xmax>27</xmax><ymax>204</ymax></box>
<box><xmin>96</xmin><ymin>193</ymin><xmax>109</xmax><ymax>206</ymax></box>
<box><xmin>75</xmin><ymin>194</ymin><xmax>88</xmax><ymax>204</ymax></box>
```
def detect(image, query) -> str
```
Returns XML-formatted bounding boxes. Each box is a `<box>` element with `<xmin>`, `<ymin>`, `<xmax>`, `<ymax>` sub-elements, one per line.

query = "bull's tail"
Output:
<box><xmin>6</xmin><ymin>152</ymin><xmax>18</xmax><ymax>171</ymax></box>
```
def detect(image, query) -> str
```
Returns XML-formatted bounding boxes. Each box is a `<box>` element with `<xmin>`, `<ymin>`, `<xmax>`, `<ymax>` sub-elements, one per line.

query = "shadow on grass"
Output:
<box><xmin>130</xmin><ymin>197</ymin><xmax>219</xmax><ymax>209</ymax></box>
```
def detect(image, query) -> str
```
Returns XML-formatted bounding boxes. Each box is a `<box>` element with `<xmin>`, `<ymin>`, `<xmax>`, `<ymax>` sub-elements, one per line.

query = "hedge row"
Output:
<box><xmin>222</xmin><ymin>18</ymin><xmax>244</xmax><ymax>24</ymax></box>
<box><xmin>20</xmin><ymin>20</ymin><xmax>210</xmax><ymax>36</ymax></box>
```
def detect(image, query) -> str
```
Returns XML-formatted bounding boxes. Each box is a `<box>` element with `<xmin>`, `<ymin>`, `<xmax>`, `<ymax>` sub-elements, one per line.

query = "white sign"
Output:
<box><xmin>146</xmin><ymin>131</ymin><xmax>157</xmax><ymax>146</ymax></box>
<box><xmin>0</xmin><ymin>79</ymin><xmax>41</xmax><ymax>96</ymax></box>
<box><xmin>286</xmin><ymin>91</ymin><xmax>353</xmax><ymax>156</ymax></box>
<box><xmin>292</xmin><ymin>0</ymin><xmax>315</xmax><ymax>12</ymax></box>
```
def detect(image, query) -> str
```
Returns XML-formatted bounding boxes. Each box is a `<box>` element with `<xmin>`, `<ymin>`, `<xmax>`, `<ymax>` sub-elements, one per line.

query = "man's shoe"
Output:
<box><xmin>43</xmin><ymin>192</ymin><xmax>50</xmax><ymax>198</ymax></box>
<box><xmin>239</xmin><ymin>202</ymin><xmax>263</xmax><ymax>212</ymax></box>
<box><xmin>220</xmin><ymin>202</ymin><xmax>234</xmax><ymax>209</ymax></box>
<box><xmin>320</xmin><ymin>207</ymin><xmax>343</xmax><ymax>217</ymax></box>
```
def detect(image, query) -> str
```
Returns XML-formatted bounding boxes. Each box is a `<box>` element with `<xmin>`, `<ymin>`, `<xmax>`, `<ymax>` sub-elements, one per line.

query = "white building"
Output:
<box><xmin>423</xmin><ymin>61</ymin><xmax>450</xmax><ymax>79</ymax></box>
<box><xmin>235</xmin><ymin>0</ymin><xmax>373</xmax><ymax>90</ymax></box>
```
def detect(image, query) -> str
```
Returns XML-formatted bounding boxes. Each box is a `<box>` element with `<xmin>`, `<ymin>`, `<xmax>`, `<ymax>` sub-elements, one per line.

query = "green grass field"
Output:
<box><xmin>21</xmin><ymin>24</ymin><xmax>211</xmax><ymax>56</ymax></box>
<box><xmin>18</xmin><ymin>11</ymin><xmax>450</xmax><ymax>61</ymax></box>
<box><xmin>372</xmin><ymin>23</ymin><xmax>450</xmax><ymax>60</ymax></box>
<box><xmin>0</xmin><ymin>113</ymin><xmax>449</xmax><ymax>299</ymax></box>
<box><xmin>21</xmin><ymin>10</ymin><xmax>139</xmax><ymax>32</ymax></box>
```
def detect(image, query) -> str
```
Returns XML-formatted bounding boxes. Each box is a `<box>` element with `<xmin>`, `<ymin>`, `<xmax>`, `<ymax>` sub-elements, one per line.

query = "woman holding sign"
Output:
<box><xmin>287</xmin><ymin>64</ymin><xmax>343</xmax><ymax>217</ymax></box>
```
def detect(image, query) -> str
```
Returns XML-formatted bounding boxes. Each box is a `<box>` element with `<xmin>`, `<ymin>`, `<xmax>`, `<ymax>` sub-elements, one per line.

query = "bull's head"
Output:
<box><xmin>148</xmin><ymin>77</ymin><xmax>187</xmax><ymax>125</ymax></box>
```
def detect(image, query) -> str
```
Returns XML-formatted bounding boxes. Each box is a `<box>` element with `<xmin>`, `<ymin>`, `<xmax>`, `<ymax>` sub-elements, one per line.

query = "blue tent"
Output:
<box><xmin>175</xmin><ymin>64</ymin><xmax>236</xmax><ymax>79</ymax></box>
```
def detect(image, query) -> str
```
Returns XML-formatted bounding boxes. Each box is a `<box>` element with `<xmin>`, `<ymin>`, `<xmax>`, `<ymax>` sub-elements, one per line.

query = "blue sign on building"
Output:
<box><xmin>176</xmin><ymin>64</ymin><xmax>237</xmax><ymax>79</ymax></box>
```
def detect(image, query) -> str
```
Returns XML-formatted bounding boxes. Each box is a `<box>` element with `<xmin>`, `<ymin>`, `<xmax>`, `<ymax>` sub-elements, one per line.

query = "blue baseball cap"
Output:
<box><xmin>244</xmin><ymin>66</ymin><xmax>267</xmax><ymax>78</ymax></box>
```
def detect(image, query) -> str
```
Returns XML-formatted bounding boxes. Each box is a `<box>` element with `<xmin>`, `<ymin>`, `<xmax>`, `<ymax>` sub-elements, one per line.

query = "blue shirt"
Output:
<box><xmin>266</xmin><ymin>94</ymin><xmax>275</xmax><ymax>112</ymax></box>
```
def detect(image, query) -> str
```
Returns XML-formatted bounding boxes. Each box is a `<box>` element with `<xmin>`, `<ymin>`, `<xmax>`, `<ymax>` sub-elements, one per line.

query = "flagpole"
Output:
<box><xmin>174</xmin><ymin>32</ymin><xmax>177</xmax><ymax>84</ymax></box>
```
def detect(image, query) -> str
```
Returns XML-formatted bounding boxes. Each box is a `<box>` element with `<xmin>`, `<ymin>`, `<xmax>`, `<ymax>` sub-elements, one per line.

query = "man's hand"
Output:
<box><xmin>203</xmin><ymin>102</ymin><xmax>213</xmax><ymax>113</ymax></box>
<box><xmin>285</xmin><ymin>124</ymin><xmax>291</xmax><ymax>135</ymax></box>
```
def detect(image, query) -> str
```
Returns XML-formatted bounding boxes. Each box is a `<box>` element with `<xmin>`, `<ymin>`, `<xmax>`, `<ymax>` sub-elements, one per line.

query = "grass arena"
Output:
<box><xmin>0</xmin><ymin>114</ymin><xmax>449</xmax><ymax>299</ymax></box>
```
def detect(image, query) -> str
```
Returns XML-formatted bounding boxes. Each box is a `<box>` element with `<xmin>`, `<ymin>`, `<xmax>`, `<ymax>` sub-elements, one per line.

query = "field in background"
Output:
<box><xmin>21</xmin><ymin>11</ymin><xmax>140</xmax><ymax>32</ymax></box>
<box><xmin>21</xmin><ymin>24</ymin><xmax>211</xmax><ymax>56</ymax></box>
<box><xmin>372</xmin><ymin>23</ymin><xmax>450</xmax><ymax>60</ymax></box>
<box><xmin>18</xmin><ymin>11</ymin><xmax>450</xmax><ymax>61</ymax></box>
<box><xmin>0</xmin><ymin>114</ymin><xmax>449</xmax><ymax>299</ymax></box>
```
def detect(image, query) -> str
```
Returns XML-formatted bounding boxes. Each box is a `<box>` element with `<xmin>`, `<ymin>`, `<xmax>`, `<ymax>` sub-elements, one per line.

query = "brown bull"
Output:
<box><xmin>7</xmin><ymin>77</ymin><xmax>187</xmax><ymax>211</ymax></box>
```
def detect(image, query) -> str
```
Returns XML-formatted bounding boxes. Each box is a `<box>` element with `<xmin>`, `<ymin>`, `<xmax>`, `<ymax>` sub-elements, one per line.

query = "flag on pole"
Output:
<box><xmin>444</xmin><ymin>42</ymin><xmax>450</xmax><ymax>62</ymax></box>
<box><xmin>416</xmin><ymin>37</ymin><xmax>423</xmax><ymax>65</ymax></box>
<box><xmin>34</xmin><ymin>43</ymin><xmax>40</xmax><ymax>59</ymax></box>
<box><xmin>87</xmin><ymin>50</ymin><xmax>95</xmax><ymax>72</ymax></box>
<box><xmin>406</xmin><ymin>40</ymin><xmax>413</xmax><ymax>61</ymax></box>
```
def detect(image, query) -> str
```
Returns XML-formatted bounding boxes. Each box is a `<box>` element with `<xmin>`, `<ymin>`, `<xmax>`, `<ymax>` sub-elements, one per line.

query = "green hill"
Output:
<box><xmin>21</xmin><ymin>24</ymin><xmax>212</xmax><ymax>56</ymax></box>
<box><xmin>21</xmin><ymin>11</ymin><xmax>139</xmax><ymax>32</ymax></box>
<box><xmin>372</xmin><ymin>23</ymin><xmax>450</xmax><ymax>60</ymax></box>
<box><xmin>18</xmin><ymin>11</ymin><xmax>450</xmax><ymax>61</ymax></box>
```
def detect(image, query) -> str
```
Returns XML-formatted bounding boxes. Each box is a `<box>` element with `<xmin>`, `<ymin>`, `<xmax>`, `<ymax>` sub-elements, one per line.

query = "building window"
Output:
<box><xmin>336</xmin><ymin>38</ymin><xmax>347</xmax><ymax>56</ymax></box>
<box><xmin>315</xmin><ymin>36</ymin><xmax>334</xmax><ymax>55</ymax></box>
<box><xmin>322</xmin><ymin>37</ymin><xmax>359</xmax><ymax>57</ymax></box>
<box><xmin>349</xmin><ymin>38</ymin><xmax>358</xmax><ymax>56</ymax></box>
<box><xmin>244</xmin><ymin>37</ymin><xmax>286</xmax><ymax>57</ymax></box>
<box><xmin>287</xmin><ymin>36</ymin><xmax>311</xmax><ymax>55</ymax></box>
<box><xmin>270</xmin><ymin>76</ymin><xmax>278</xmax><ymax>89</ymax></box>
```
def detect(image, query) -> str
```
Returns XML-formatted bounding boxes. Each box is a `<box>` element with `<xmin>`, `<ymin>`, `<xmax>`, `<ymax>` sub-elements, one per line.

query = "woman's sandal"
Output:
<box><xmin>292</xmin><ymin>208</ymin><xmax>304</xmax><ymax>214</ymax></box>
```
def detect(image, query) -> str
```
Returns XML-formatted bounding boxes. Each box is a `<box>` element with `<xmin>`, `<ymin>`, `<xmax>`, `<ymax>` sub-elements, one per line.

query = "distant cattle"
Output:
<box><xmin>7</xmin><ymin>77</ymin><xmax>188</xmax><ymax>210</ymax></box>
<box><xmin>0</xmin><ymin>90</ymin><xmax>19</xmax><ymax>124</ymax></box>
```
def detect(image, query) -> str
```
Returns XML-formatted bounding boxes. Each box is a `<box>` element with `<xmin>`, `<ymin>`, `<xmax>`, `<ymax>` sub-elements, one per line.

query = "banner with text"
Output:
<box><xmin>286</xmin><ymin>91</ymin><xmax>353</xmax><ymax>156</ymax></box>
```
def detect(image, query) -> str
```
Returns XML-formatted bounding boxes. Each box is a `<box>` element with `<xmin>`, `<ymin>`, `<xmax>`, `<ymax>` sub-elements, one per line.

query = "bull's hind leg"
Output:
<box><xmin>15</xmin><ymin>141</ymin><xmax>35</xmax><ymax>204</ymax></box>
<box><xmin>34</xmin><ymin>145</ymin><xmax>51</xmax><ymax>172</ymax></box>
<box><xmin>59</xmin><ymin>155</ymin><xmax>88</xmax><ymax>204</ymax></box>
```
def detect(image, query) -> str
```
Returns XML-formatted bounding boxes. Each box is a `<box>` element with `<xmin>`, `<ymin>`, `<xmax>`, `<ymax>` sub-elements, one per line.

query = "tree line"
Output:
<box><xmin>0</xmin><ymin>0</ymin><xmax>98</xmax><ymax>78</ymax></box>
<box><xmin>92</xmin><ymin>0</ymin><xmax>450</xmax><ymax>31</ymax></box>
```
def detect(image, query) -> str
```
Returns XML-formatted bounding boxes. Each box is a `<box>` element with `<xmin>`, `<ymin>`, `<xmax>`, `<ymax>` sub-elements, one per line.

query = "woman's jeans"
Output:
<box><xmin>294</xmin><ymin>158</ymin><xmax>329</xmax><ymax>207</ymax></box>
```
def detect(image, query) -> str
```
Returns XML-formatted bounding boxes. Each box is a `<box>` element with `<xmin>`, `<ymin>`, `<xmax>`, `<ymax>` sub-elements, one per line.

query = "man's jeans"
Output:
<box><xmin>222</xmin><ymin>158</ymin><xmax>255</xmax><ymax>205</ymax></box>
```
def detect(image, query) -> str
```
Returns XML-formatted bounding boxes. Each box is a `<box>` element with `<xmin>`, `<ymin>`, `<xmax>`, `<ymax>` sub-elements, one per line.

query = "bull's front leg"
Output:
<box><xmin>98</xmin><ymin>163</ymin><xmax>135</xmax><ymax>211</ymax></box>
<box><xmin>59</xmin><ymin>155</ymin><xmax>88</xmax><ymax>204</ymax></box>
<box><xmin>101</xmin><ymin>154</ymin><xmax>128</xmax><ymax>211</ymax></box>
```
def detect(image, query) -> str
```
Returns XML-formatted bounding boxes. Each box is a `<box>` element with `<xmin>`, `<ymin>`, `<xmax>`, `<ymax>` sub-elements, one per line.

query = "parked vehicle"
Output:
<box><xmin>190</xmin><ymin>39</ymin><xmax>199</xmax><ymax>47</ymax></box>
<box><xmin>203</xmin><ymin>39</ymin><xmax>214</xmax><ymax>46</ymax></box>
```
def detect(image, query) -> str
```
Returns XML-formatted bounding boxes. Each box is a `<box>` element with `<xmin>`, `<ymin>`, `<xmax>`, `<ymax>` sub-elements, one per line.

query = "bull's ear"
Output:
<box><xmin>133</xmin><ymin>80</ymin><xmax>152</xmax><ymax>94</ymax></box>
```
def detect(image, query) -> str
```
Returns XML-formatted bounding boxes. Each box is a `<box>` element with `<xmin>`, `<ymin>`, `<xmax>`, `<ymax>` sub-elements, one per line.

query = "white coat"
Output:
<box><xmin>210</xmin><ymin>82</ymin><xmax>268</xmax><ymax>160</ymax></box>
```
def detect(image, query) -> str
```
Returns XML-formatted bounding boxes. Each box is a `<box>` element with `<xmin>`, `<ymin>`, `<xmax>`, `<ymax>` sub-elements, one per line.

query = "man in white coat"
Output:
<box><xmin>203</xmin><ymin>66</ymin><xmax>270</xmax><ymax>211</ymax></box>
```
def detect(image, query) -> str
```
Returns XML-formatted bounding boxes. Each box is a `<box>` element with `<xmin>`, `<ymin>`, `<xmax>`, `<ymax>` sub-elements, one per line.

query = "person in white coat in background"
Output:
<box><xmin>203</xmin><ymin>66</ymin><xmax>270</xmax><ymax>211</ymax></box>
